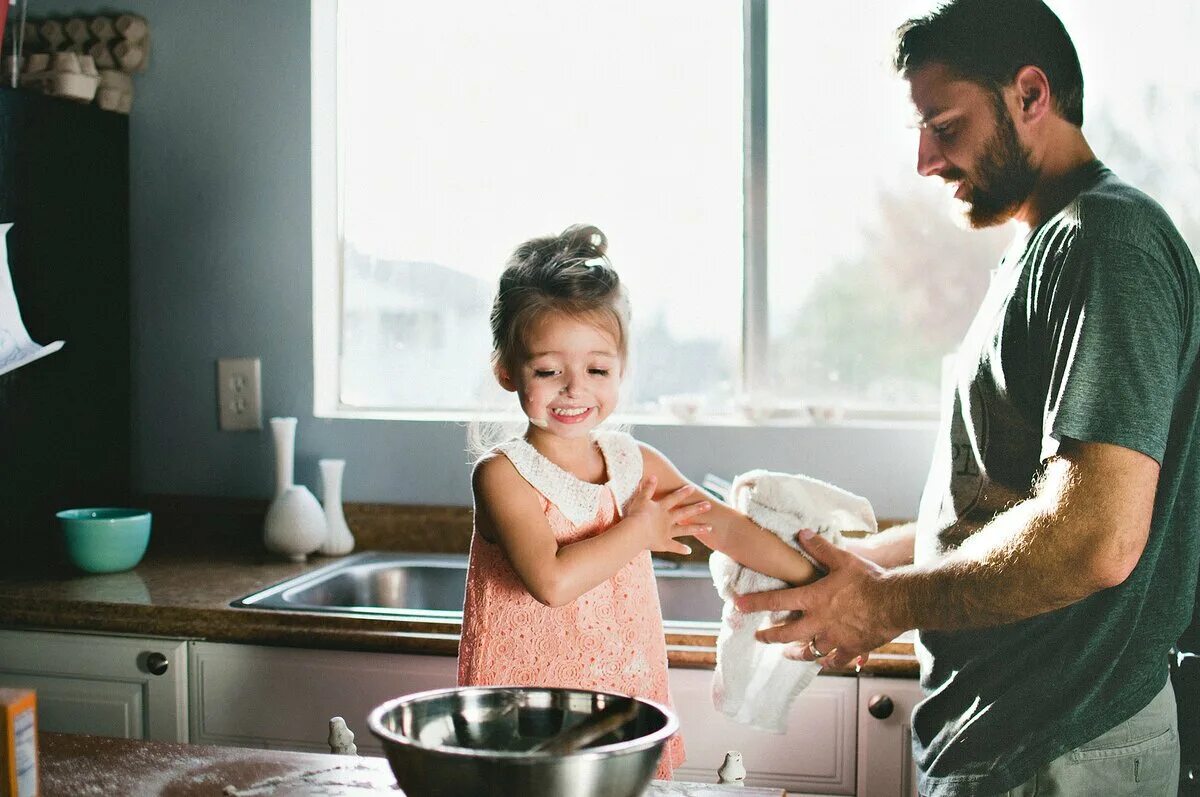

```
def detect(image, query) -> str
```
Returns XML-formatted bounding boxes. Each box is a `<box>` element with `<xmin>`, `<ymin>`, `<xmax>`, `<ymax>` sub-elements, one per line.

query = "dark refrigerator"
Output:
<box><xmin>0</xmin><ymin>86</ymin><xmax>131</xmax><ymax>572</ymax></box>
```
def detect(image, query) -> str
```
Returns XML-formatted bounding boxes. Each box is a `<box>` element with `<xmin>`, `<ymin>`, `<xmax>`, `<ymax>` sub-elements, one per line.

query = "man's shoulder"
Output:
<box><xmin>1062</xmin><ymin>168</ymin><xmax>1185</xmax><ymax>257</ymax></box>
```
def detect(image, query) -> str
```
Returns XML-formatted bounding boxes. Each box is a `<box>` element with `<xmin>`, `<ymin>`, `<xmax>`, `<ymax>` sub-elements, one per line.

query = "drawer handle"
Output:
<box><xmin>868</xmin><ymin>694</ymin><xmax>894</xmax><ymax>719</ymax></box>
<box><xmin>146</xmin><ymin>652</ymin><xmax>169</xmax><ymax>676</ymax></box>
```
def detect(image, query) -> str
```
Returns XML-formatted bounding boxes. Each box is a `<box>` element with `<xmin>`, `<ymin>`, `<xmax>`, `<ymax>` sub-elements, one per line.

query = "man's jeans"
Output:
<box><xmin>1001</xmin><ymin>676</ymin><xmax>1179</xmax><ymax>796</ymax></box>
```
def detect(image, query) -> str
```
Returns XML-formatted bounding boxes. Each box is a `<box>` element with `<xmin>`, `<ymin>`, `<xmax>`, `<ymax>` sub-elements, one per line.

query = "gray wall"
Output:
<box><xmin>35</xmin><ymin>1</ymin><xmax>937</xmax><ymax>517</ymax></box>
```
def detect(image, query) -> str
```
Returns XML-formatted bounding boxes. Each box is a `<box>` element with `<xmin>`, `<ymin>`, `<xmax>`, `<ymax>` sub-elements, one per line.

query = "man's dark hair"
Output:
<box><xmin>893</xmin><ymin>0</ymin><xmax>1084</xmax><ymax>127</ymax></box>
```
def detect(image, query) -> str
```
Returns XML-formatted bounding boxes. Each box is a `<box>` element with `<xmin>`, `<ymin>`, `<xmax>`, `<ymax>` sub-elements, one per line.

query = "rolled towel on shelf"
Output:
<box><xmin>18</xmin><ymin>53</ymin><xmax>50</xmax><ymax>86</ymax></box>
<box><xmin>64</xmin><ymin>17</ymin><xmax>90</xmax><ymax>45</ymax></box>
<box><xmin>96</xmin><ymin>86</ymin><xmax>133</xmax><ymax>114</ymax></box>
<box><xmin>50</xmin><ymin>51</ymin><xmax>81</xmax><ymax>75</ymax></box>
<box><xmin>88</xmin><ymin>42</ymin><xmax>115</xmax><ymax>70</ymax></box>
<box><xmin>98</xmin><ymin>69</ymin><xmax>132</xmax><ymax>92</ymax></box>
<box><xmin>34</xmin><ymin>51</ymin><xmax>101</xmax><ymax>103</ymax></box>
<box><xmin>708</xmin><ymin>470</ymin><xmax>877</xmax><ymax>732</ymax></box>
<box><xmin>17</xmin><ymin>14</ymin><xmax>146</xmax><ymax>111</ymax></box>
<box><xmin>97</xmin><ymin>69</ymin><xmax>134</xmax><ymax>114</ymax></box>
<box><xmin>113</xmin><ymin>38</ymin><xmax>148</xmax><ymax>74</ymax></box>
<box><xmin>38</xmin><ymin>19</ymin><xmax>66</xmax><ymax>52</ymax></box>
<box><xmin>78</xmin><ymin>55</ymin><xmax>99</xmax><ymax>79</ymax></box>
<box><xmin>114</xmin><ymin>14</ymin><xmax>148</xmax><ymax>42</ymax></box>
<box><xmin>89</xmin><ymin>16</ymin><xmax>116</xmax><ymax>44</ymax></box>
<box><xmin>21</xmin><ymin>22</ymin><xmax>42</xmax><ymax>52</ymax></box>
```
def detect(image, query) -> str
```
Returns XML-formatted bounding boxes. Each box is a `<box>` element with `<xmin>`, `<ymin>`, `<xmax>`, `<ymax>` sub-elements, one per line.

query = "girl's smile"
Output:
<box><xmin>547</xmin><ymin>405</ymin><xmax>595</xmax><ymax>424</ymax></box>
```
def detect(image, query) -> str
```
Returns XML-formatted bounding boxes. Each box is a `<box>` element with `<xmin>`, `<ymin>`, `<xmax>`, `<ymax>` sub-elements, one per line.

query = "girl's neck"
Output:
<box><xmin>523</xmin><ymin>425</ymin><xmax>607</xmax><ymax>484</ymax></box>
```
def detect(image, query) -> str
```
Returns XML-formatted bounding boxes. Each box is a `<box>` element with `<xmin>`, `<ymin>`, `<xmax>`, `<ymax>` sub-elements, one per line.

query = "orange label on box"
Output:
<box><xmin>0</xmin><ymin>689</ymin><xmax>37</xmax><ymax>797</ymax></box>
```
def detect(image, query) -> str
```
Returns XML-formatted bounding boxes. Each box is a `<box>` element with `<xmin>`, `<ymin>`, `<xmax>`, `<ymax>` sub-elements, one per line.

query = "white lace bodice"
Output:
<box><xmin>493</xmin><ymin>431</ymin><xmax>643</xmax><ymax>526</ymax></box>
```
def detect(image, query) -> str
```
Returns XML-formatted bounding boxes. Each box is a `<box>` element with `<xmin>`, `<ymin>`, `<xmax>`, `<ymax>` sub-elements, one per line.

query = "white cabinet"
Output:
<box><xmin>0</xmin><ymin>629</ymin><xmax>189</xmax><ymax>742</ymax></box>
<box><xmin>669</xmin><ymin>667</ymin><xmax>858</xmax><ymax>795</ymax></box>
<box><xmin>188</xmin><ymin>641</ymin><xmax>457</xmax><ymax>754</ymax></box>
<box><xmin>856</xmin><ymin>675</ymin><xmax>924</xmax><ymax>797</ymax></box>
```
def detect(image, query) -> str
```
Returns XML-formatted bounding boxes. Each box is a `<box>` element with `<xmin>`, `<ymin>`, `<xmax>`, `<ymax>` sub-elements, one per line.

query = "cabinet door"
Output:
<box><xmin>856</xmin><ymin>676</ymin><xmax>924</xmax><ymax>797</ymax></box>
<box><xmin>0</xmin><ymin>630</ymin><xmax>188</xmax><ymax>742</ymax></box>
<box><xmin>669</xmin><ymin>667</ymin><xmax>857</xmax><ymax>795</ymax></box>
<box><xmin>188</xmin><ymin>641</ymin><xmax>457</xmax><ymax>754</ymax></box>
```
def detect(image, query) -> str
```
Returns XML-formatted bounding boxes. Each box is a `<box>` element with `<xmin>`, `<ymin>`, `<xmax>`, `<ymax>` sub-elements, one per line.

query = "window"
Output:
<box><xmin>313</xmin><ymin>0</ymin><xmax>1200</xmax><ymax>422</ymax></box>
<box><xmin>764</xmin><ymin>1</ymin><xmax>1010</xmax><ymax>411</ymax></box>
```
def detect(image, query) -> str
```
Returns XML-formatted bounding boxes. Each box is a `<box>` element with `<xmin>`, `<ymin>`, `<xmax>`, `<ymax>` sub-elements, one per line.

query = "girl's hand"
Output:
<box><xmin>625</xmin><ymin>476</ymin><xmax>712</xmax><ymax>555</ymax></box>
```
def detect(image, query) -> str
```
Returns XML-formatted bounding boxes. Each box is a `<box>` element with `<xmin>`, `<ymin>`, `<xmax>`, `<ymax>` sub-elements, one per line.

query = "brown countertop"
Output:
<box><xmin>38</xmin><ymin>731</ymin><xmax>785</xmax><ymax>796</ymax></box>
<box><xmin>0</xmin><ymin>541</ymin><xmax>917</xmax><ymax>676</ymax></box>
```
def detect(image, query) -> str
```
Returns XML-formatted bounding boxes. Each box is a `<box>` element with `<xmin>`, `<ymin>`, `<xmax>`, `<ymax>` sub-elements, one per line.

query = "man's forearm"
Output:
<box><xmin>738</xmin><ymin>444</ymin><xmax>1156</xmax><ymax>665</ymax></box>
<box><xmin>876</xmin><ymin>495</ymin><xmax>1110</xmax><ymax>633</ymax></box>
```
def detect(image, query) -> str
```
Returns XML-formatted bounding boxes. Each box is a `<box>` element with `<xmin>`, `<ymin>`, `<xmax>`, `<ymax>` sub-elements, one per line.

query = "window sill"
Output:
<box><xmin>313</xmin><ymin>406</ymin><xmax>939</xmax><ymax>430</ymax></box>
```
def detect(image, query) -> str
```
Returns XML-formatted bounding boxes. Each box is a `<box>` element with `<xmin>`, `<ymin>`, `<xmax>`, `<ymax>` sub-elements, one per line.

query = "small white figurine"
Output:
<box><xmin>717</xmin><ymin>750</ymin><xmax>746</xmax><ymax>786</ymax></box>
<box><xmin>328</xmin><ymin>716</ymin><xmax>358</xmax><ymax>756</ymax></box>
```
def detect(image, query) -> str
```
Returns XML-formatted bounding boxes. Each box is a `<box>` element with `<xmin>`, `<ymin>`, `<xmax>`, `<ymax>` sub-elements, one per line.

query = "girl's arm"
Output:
<box><xmin>843</xmin><ymin>522</ymin><xmax>917</xmax><ymax>569</ymax></box>
<box><xmin>639</xmin><ymin>443</ymin><xmax>822</xmax><ymax>586</ymax></box>
<box><xmin>473</xmin><ymin>453</ymin><xmax>708</xmax><ymax>608</ymax></box>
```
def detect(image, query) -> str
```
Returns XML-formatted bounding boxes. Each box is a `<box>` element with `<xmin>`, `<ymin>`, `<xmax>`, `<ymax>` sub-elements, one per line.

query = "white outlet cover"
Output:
<box><xmin>217</xmin><ymin>357</ymin><xmax>263</xmax><ymax>431</ymax></box>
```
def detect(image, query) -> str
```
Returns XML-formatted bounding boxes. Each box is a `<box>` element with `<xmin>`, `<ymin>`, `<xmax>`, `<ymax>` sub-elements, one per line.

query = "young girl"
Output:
<box><xmin>457</xmin><ymin>224</ymin><xmax>819</xmax><ymax>779</ymax></box>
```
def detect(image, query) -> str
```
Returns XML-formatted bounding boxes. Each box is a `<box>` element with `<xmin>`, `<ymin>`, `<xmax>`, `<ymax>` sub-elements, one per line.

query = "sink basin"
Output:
<box><xmin>233</xmin><ymin>552</ymin><xmax>724</xmax><ymax>628</ymax></box>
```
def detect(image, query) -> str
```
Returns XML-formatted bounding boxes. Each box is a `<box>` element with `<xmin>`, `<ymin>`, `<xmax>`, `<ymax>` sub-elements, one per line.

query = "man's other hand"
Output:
<box><xmin>734</xmin><ymin>530</ymin><xmax>907</xmax><ymax>669</ymax></box>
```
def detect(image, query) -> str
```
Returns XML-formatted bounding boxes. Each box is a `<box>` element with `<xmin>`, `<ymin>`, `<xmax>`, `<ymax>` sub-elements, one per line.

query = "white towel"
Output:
<box><xmin>709</xmin><ymin>470</ymin><xmax>877</xmax><ymax>732</ymax></box>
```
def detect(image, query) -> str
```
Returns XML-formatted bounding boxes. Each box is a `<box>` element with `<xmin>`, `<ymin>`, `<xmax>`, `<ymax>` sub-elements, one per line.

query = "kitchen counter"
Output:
<box><xmin>37</xmin><ymin>731</ymin><xmax>785</xmax><ymax>796</ymax></box>
<box><xmin>0</xmin><ymin>543</ymin><xmax>917</xmax><ymax>676</ymax></box>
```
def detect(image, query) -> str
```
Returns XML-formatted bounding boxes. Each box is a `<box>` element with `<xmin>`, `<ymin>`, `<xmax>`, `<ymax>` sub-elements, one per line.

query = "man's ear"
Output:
<box><xmin>495</xmin><ymin>363</ymin><xmax>517</xmax><ymax>392</ymax></box>
<box><xmin>1012</xmin><ymin>65</ymin><xmax>1051</xmax><ymax>123</ymax></box>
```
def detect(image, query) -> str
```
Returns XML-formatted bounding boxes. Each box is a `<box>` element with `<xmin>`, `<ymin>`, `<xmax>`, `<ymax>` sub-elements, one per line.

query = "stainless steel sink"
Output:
<box><xmin>233</xmin><ymin>552</ymin><xmax>724</xmax><ymax>628</ymax></box>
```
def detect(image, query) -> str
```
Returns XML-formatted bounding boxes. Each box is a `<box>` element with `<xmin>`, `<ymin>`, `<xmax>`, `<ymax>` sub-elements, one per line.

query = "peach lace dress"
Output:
<box><xmin>457</xmin><ymin>430</ymin><xmax>685</xmax><ymax>778</ymax></box>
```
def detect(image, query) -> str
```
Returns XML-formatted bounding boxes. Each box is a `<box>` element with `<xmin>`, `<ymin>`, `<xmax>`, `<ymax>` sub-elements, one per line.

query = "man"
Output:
<box><xmin>736</xmin><ymin>1</ymin><xmax>1199</xmax><ymax>795</ymax></box>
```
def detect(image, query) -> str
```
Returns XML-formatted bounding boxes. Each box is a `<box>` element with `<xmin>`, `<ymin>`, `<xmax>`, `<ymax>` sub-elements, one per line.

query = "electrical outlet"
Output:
<box><xmin>217</xmin><ymin>357</ymin><xmax>263</xmax><ymax>431</ymax></box>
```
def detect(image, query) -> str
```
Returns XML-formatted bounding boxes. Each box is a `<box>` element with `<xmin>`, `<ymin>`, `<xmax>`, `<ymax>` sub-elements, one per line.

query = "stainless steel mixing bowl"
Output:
<box><xmin>367</xmin><ymin>686</ymin><xmax>679</xmax><ymax>797</ymax></box>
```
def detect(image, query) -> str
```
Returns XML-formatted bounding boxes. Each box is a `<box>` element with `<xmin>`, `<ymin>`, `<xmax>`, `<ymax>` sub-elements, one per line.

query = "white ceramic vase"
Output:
<box><xmin>263</xmin><ymin>417</ymin><xmax>325</xmax><ymax>562</ymax></box>
<box><xmin>318</xmin><ymin>458</ymin><xmax>355</xmax><ymax>556</ymax></box>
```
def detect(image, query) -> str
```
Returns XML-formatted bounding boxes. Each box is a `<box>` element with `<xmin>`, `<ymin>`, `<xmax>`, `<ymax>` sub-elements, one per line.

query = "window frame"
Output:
<box><xmin>312</xmin><ymin>0</ymin><xmax>341</xmax><ymax>418</ymax></box>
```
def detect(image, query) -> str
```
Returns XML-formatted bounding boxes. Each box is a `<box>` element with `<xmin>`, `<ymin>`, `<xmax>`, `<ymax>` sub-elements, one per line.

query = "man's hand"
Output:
<box><xmin>734</xmin><ymin>529</ymin><xmax>907</xmax><ymax>669</ymax></box>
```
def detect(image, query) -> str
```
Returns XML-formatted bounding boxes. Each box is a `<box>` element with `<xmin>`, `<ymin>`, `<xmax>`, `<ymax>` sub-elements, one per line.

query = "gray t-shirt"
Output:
<box><xmin>912</xmin><ymin>161</ymin><xmax>1200</xmax><ymax>797</ymax></box>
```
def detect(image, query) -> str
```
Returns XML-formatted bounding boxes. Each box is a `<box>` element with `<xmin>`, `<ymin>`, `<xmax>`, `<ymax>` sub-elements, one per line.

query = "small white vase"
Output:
<box><xmin>318</xmin><ymin>458</ymin><xmax>355</xmax><ymax>556</ymax></box>
<box><xmin>263</xmin><ymin>417</ymin><xmax>325</xmax><ymax>562</ymax></box>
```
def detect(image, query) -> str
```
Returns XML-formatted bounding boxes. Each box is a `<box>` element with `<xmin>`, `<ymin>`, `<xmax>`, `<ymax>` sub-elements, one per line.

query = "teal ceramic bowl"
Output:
<box><xmin>57</xmin><ymin>508</ymin><xmax>152</xmax><ymax>574</ymax></box>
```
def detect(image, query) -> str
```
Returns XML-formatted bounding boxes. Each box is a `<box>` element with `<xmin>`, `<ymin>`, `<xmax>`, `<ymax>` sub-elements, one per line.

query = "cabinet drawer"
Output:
<box><xmin>188</xmin><ymin>641</ymin><xmax>457</xmax><ymax>754</ymax></box>
<box><xmin>0</xmin><ymin>629</ymin><xmax>188</xmax><ymax>742</ymax></box>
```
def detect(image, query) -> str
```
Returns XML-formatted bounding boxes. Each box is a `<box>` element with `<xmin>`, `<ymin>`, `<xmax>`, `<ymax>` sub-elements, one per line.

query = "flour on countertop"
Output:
<box><xmin>43</xmin><ymin>743</ymin><xmax>239</xmax><ymax>796</ymax></box>
<box><xmin>222</xmin><ymin>762</ymin><xmax>400</xmax><ymax>796</ymax></box>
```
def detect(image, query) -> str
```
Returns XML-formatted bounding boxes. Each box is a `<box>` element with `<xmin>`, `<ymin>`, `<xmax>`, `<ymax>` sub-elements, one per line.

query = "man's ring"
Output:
<box><xmin>807</xmin><ymin>637</ymin><xmax>827</xmax><ymax>658</ymax></box>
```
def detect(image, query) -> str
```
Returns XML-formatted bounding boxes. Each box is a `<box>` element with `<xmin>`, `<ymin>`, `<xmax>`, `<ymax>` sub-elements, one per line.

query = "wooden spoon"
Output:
<box><xmin>529</xmin><ymin>700</ymin><xmax>642</xmax><ymax>755</ymax></box>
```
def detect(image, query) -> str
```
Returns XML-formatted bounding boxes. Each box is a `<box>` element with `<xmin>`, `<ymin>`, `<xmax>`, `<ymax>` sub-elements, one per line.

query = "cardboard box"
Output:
<box><xmin>0</xmin><ymin>689</ymin><xmax>36</xmax><ymax>797</ymax></box>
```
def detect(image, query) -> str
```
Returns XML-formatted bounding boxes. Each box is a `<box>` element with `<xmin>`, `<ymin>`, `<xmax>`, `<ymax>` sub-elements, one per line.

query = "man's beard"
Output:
<box><xmin>949</xmin><ymin>97</ymin><xmax>1038</xmax><ymax>228</ymax></box>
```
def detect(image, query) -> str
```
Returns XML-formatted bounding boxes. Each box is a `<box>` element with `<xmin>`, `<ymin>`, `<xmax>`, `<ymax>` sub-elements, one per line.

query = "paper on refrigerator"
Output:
<box><xmin>0</xmin><ymin>222</ymin><xmax>64</xmax><ymax>377</ymax></box>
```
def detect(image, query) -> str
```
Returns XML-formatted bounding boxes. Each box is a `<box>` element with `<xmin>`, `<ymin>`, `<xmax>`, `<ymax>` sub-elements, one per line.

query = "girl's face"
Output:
<box><xmin>500</xmin><ymin>312</ymin><xmax>624</xmax><ymax>441</ymax></box>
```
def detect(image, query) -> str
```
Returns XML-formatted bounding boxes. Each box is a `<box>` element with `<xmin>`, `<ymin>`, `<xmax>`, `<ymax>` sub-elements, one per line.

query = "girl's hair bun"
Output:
<box><xmin>558</xmin><ymin>224</ymin><xmax>608</xmax><ymax>259</ymax></box>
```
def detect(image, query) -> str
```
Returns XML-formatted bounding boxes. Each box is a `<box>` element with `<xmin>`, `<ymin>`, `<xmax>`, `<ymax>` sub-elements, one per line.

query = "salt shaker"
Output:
<box><xmin>328</xmin><ymin>716</ymin><xmax>357</xmax><ymax>755</ymax></box>
<box><xmin>717</xmin><ymin>750</ymin><xmax>746</xmax><ymax>785</ymax></box>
